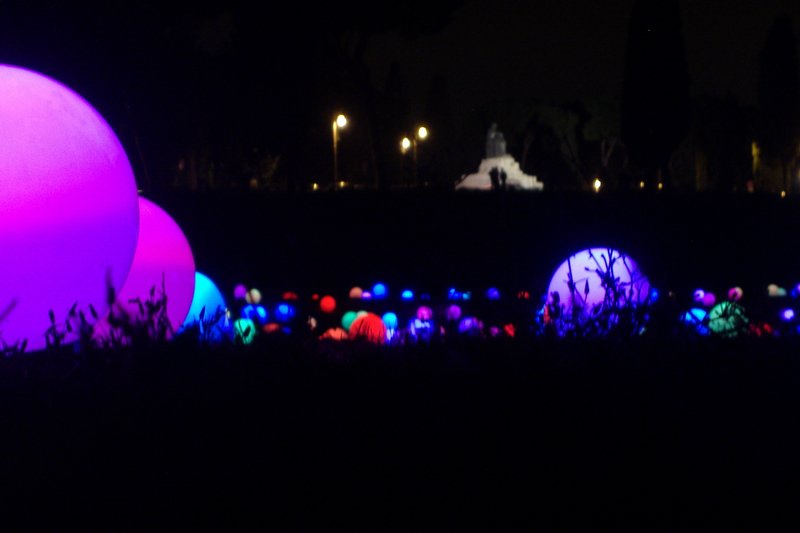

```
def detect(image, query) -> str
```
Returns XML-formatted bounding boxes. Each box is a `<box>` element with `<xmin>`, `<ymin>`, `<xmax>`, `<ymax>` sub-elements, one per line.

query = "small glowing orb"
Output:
<box><xmin>728</xmin><ymin>287</ymin><xmax>744</xmax><ymax>302</ymax></box>
<box><xmin>349</xmin><ymin>287</ymin><xmax>363</xmax><ymax>299</ymax></box>
<box><xmin>417</xmin><ymin>306</ymin><xmax>434</xmax><ymax>321</ymax></box>
<box><xmin>446</xmin><ymin>304</ymin><xmax>462</xmax><ymax>321</ymax></box>
<box><xmin>486</xmin><ymin>287</ymin><xmax>501</xmax><ymax>300</ymax></box>
<box><xmin>0</xmin><ymin>65</ymin><xmax>140</xmax><ymax>350</ymax></box>
<box><xmin>547</xmin><ymin>248</ymin><xmax>650</xmax><ymax>314</ymax></box>
<box><xmin>320</xmin><ymin>295</ymin><xmax>337</xmax><ymax>314</ymax></box>
<box><xmin>282</xmin><ymin>291</ymin><xmax>299</xmax><ymax>301</ymax></box>
<box><xmin>242</xmin><ymin>304</ymin><xmax>268</xmax><ymax>325</ymax></box>
<box><xmin>781</xmin><ymin>309</ymin><xmax>795</xmax><ymax>321</ymax></box>
<box><xmin>458</xmin><ymin>317</ymin><xmax>484</xmax><ymax>336</ymax></box>
<box><xmin>648</xmin><ymin>288</ymin><xmax>660</xmax><ymax>303</ymax></box>
<box><xmin>233</xmin><ymin>284</ymin><xmax>248</xmax><ymax>300</ymax></box>
<box><xmin>361</xmin><ymin>291</ymin><xmax>373</xmax><ymax>300</ymax></box>
<box><xmin>246</xmin><ymin>288</ymin><xmax>262</xmax><ymax>304</ymax></box>
<box><xmin>349</xmin><ymin>312</ymin><xmax>386</xmax><ymax>345</ymax></box>
<box><xmin>693</xmin><ymin>289</ymin><xmax>706</xmax><ymax>303</ymax></box>
<box><xmin>113</xmin><ymin>198</ymin><xmax>195</xmax><ymax>333</ymax></box>
<box><xmin>593</xmin><ymin>178</ymin><xmax>602</xmax><ymax>192</ymax></box>
<box><xmin>275</xmin><ymin>303</ymin><xmax>295</xmax><ymax>322</ymax></box>
<box><xmin>372</xmin><ymin>283</ymin><xmax>387</xmax><ymax>299</ymax></box>
<box><xmin>341</xmin><ymin>311</ymin><xmax>358</xmax><ymax>331</ymax></box>
<box><xmin>401</xmin><ymin>290</ymin><xmax>414</xmax><ymax>301</ymax></box>
<box><xmin>181</xmin><ymin>272</ymin><xmax>227</xmax><ymax>331</ymax></box>
<box><xmin>701</xmin><ymin>292</ymin><xmax>716</xmax><ymax>308</ymax></box>
<box><xmin>708</xmin><ymin>302</ymin><xmax>748</xmax><ymax>338</ymax></box>
<box><xmin>681</xmin><ymin>308</ymin><xmax>709</xmax><ymax>336</ymax></box>
<box><xmin>234</xmin><ymin>318</ymin><xmax>256</xmax><ymax>344</ymax></box>
<box><xmin>382</xmin><ymin>312</ymin><xmax>398</xmax><ymax>330</ymax></box>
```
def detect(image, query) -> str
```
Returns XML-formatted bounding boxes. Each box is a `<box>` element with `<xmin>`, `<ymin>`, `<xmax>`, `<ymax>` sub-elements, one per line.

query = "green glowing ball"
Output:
<box><xmin>708</xmin><ymin>302</ymin><xmax>748</xmax><ymax>338</ymax></box>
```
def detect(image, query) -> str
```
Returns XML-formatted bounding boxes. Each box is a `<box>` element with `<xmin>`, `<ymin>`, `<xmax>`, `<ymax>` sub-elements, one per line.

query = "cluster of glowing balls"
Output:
<box><xmin>768</xmin><ymin>284</ymin><xmax>787</xmax><ymax>298</ymax></box>
<box><xmin>242</xmin><ymin>304</ymin><xmax>268</xmax><ymax>324</ymax></box>
<box><xmin>275</xmin><ymin>303</ymin><xmax>296</xmax><ymax>322</ymax></box>
<box><xmin>448</xmin><ymin>288</ymin><xmax>471</xmax><ymax>301</ymax></box>
<box><xmin>0</xmin><ymin>65</ymin><xmax>141</xmax><ymax>350</ymax></box>
<box><xmin>181</xmin><ymin>272</ymin><xmax>227</xmax><ymax>335</ymax></box>
<box><xmin>112</xmin><ymin>197</ymin><xmax>196</xmax><ymax>334</ymax></box>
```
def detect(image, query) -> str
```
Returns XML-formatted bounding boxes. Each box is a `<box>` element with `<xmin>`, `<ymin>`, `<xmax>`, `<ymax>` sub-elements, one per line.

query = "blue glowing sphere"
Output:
<box><xmin>681</xmin><ymin>308</ymin><xmax>710</xmax><ymax>336</ymax></box>
<box><xmin>181</xmin><ymin>272</ymin><xmax>227</xmax><ymax>332</ymax></box>
<box><xmin>275</xmin><ymin>303</ymin><xmax>295</xmax><ymax>322</ymax></box>
<box><xmin>486</xmin><ymin>287</ymin><xmax>500</xmax><ymax>300</ymax></box>
<box><xmin>382</xmin><ymin>312</ymin><xmax>398</xmax><ymax>330</ymax></box>
<box><xmin>372</xmin><ymin>283</ymin><xmax>387</xmax><ymax>299</ymax></box>
<box><xmin>242</xmin><ymin>304</ymin><xmax>268</xmax><ymax>325</ymax></box>
<box><xmin>781</xmin><ymin>309</ymin><xmax>795</xmax><ymax>322</ymax></box>
<box><xmin>401</xmin><ymin>290</ymin><xmax>414</xmax><ymax>301</ymax></box>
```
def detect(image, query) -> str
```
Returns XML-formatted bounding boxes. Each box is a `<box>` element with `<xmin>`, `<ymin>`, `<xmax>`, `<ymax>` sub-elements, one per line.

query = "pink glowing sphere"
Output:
<box><xmin>547</xmin><ymin>247</ymin><xmax>650</xmax><ymax>312</ymax></box>
<box><xmin>113</xmin><ymin>198</ymin><xmax>195</xmax><ymax>333</ymax></box>
<box><xmin>0</xmin><ymin>65</ymin><xmax>139</xmax><ymax>350</ymax></box>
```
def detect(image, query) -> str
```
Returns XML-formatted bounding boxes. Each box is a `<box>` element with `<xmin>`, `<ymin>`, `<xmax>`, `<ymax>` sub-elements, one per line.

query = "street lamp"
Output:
<box><xmin>400</xmin><ymin>125</ymin><xmax>428</xmax><ymax>188</ymax></box>
<box><xmin>332</xmin><ymin>114</ymin><xmax>347</xmax><ymax>187</ymax></box>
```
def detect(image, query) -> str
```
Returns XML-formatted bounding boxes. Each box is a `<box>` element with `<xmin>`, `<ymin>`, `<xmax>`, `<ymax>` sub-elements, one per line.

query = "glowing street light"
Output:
<box><xmin>332</xmin><ymin>113</ymin><xmax>348</xmax><ymax>187</ymax></box>
<box><xmin>400</xmin><ymin>125</ymin><xmax>429</xmax><ymax>187</ymax></box>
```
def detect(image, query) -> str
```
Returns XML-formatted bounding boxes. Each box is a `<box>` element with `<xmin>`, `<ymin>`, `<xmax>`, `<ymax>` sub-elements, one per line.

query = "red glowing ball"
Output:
<box><xmin>320</xmin><ymin>295</ymin><xmax>337</xmax><ymax>314</ymax></box>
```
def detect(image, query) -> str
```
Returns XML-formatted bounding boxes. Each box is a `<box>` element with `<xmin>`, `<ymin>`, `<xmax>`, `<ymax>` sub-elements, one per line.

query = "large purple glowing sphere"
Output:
<box><xmin>114</xmin><ymin>198</ymin><xmax>195</xmax><ymax>334</ymax></box>
<box><xmin>547</xmin><ymin>247</ymin><xmax>650</xmax><ymax>312</ymax></box>
<box><xmin>0</xmin><ymin>65</ymin><xmax>139</xmax><ymax>350</ymax></box>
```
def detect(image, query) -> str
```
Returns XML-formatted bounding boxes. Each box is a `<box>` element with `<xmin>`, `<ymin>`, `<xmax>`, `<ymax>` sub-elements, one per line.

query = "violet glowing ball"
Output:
<box><xmin>0</xmin><ymin>66</ymin><xmax>140</xmax><ymax>350</ymax></box>
<box><xmin>547</xmin><ymin>248</ymin><xmax>650</xmax><ymax>313</ymax></box>
<box><xmin>114</xmin><ymin>198</ymin><xmax>195</xmax><ymax>333</ymax></box>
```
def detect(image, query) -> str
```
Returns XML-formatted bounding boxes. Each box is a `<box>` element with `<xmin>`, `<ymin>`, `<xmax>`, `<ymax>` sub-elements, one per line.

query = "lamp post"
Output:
<box><xmin>332</xmin><ymin>114</ymin><xmax>347</xmax><ymax>188</ymax></box>
<box><xmin>400</xmin><ymin>126</ymin><xmax>428</xmax><ymax>188</ymax></box>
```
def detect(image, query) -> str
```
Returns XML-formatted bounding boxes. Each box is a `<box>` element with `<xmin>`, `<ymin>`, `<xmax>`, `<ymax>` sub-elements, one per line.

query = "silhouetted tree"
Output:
<box><xmin>423</xmin><ymin>73</ymin><xmax>458</xmax><ymax>189</ymax></box>
<box><xmin>757</xmin><ymin>14</ymin><xmax>800</xmax><ymax>192</ymax></box>
<box><xmin>621</xmin><ymin>0</ymin><xmax>690</xmax><ymax>187</ymax></box>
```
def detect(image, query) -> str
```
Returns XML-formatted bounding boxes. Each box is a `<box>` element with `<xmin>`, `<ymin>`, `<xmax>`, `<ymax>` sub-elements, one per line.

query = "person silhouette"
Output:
<box><xmin>489</xmin><ymin>167</ymin><xmax>500</xmax><ymax>190</ymax></box>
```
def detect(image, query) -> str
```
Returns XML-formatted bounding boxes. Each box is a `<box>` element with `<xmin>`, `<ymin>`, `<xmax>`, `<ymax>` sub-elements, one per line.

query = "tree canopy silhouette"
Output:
<box><xmin>621</xmin><ymin>0</ymin><xmax>690</xmax><ymax>187</ymax></box>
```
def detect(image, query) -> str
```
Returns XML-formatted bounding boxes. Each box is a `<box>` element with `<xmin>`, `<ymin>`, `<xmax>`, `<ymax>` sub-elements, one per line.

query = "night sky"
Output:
<box><xmin>1</xmin><ymin>0</ymin><xmax>799</xmax><ymax>185</ymax></box>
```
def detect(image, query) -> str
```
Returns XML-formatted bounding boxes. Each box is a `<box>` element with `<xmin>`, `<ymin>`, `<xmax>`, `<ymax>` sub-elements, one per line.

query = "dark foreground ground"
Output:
<box><xmin>3</xmin><ymin>338</ymin><xmax>800</xmax><ymax>530</ymax></box>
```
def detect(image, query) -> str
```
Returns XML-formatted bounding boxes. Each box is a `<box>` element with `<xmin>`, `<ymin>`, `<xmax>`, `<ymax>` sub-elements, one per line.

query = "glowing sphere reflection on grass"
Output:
<box><xmin>0</xmin><ymin>65</ymin><xmax>140</xmax><ymax>350</ymax></box>
<box><xmin>547</xmin><ymin>247</ymin><xmax>650</xmax><ymax>313</ymax></box>
<box><xmin>113</xmin><ymin>197</ymin><xmax>195</xmax><ymax>333</ymax></box>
